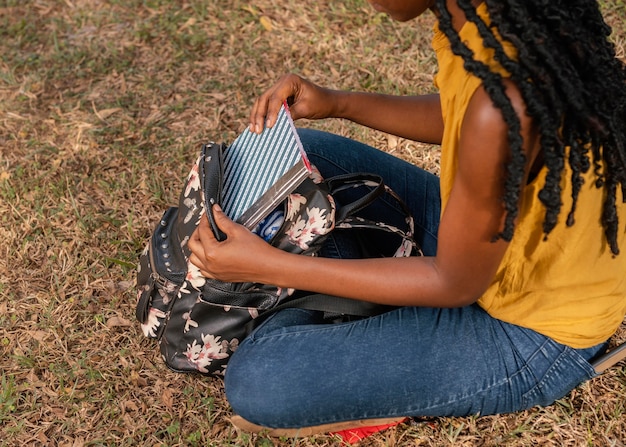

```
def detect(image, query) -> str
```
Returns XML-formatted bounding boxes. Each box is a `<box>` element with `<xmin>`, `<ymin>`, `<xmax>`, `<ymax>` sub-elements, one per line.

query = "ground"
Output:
<box><xmin>1</xmin><ymin>1</ymin><xmax>625</xmax><ymax>446</ymax></box>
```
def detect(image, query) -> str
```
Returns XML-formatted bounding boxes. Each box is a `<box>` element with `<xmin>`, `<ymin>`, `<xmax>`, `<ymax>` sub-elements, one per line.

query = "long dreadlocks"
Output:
<box><xmin>436</xmin><ymin>0</ymin><xmax>626</xmax><ymax>254</ymax></box>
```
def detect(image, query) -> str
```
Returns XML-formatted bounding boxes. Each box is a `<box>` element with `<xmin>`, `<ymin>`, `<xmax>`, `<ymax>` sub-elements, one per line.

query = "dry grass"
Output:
<box><xmin>1</xmin><ymin>1</ymin><xmax>625</xmax><ymax>446</ymax></box>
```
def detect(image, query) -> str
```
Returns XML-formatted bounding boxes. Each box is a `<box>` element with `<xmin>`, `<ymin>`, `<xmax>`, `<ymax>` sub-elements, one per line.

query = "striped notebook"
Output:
<box><xmin>221</xmin><ymin>103</ymin><xmax>312</xmax><ymax>229</ymax></box>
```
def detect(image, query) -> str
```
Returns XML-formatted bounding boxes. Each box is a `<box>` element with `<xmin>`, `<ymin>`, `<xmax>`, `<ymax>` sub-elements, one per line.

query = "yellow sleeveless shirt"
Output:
<box><xmin>432</xmin><ymin>4</ymin><xmax>626</xmax><ymax>348</ymax></box>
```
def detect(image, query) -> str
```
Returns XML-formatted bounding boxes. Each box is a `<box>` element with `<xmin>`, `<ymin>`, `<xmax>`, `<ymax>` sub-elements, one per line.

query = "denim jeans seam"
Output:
<box><xmin>247</xmin><ymin>308</ymin><xmax>322</xmax><ymax>341</ymax></box>
<box><xmin>389</xmin><ymin>384</ymin><xmax>504</xmax><ymax>418</ymax></box>
<box><xmin>520</xmin><ymin>347</ymin><xmax>595</xmax><ymax>407</ymax></box>
<box><xmin>526</xmin><ymin>338</ymin><xmax>553</xmax><ymax>364</ymax></box>
<box><xmin>390</xmin><ymin>365</ymin><xmax>528</xmax><ymax>416</ymax></box>
<box><xmin>521</xmin><ymin>349</ymin><xmax>566</xmax><ymax>407</ymax></box>
<box><xmin>247</xmin><ymin>313</ymin><xmax>351</xmax><ymax>343</ymax></box>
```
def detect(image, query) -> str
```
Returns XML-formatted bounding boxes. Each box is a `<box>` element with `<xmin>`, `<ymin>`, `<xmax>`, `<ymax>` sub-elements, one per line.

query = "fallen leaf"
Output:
<box><xmin>28</xmin><ymin>330</ymin><xmax>53</xmax><ymax>342</ymax></box>
<box><xmin>208</xmin><ymin>92</ymin><xmax>227</xmax><ymax>101</ymax></box>
<box><xmin>106</xmin><ymin>316</ymin><xmax>133</xmax><ymax>328</ymax></box>
<box><xmin>130</xmin><ymin>370</ymin><xmax>148</xmax><ymax>387</ymax></box>
<box><xmin>259</xmin><ymin>15</ymin><xmax>273</xmax><ymax>31</ymax></box>
<box><xmin>92</xmin><ymin>104</ymin><xmax>122</xmax><ymax>120</ymax></box>
<box><xmin>161</xmin><ymin>388</ymin><xmax>175</xmax><ymax>409</ymax></box>
<box><xmin>178</xmin><ymin>17</ymin><xmax>196</xmax><ymax>32</ymax></box>
<box><xmin>122</xmin><ymin>400</ymin><xmax>139</xmax><ymax>412</ymax></box>
<box><xmin>26</xmin><ymin>369</ymin><xmax>46</xmax><ymax>387</ymax></box>
<box><xmin>242</xmin><ymin>5</ymin><xmax>259</xmax><ymax>16</ymax></box>
<box><xmin>116</xmin><ymin>280</ymin><xmax>134</xmax><ymax>291</ymax></box>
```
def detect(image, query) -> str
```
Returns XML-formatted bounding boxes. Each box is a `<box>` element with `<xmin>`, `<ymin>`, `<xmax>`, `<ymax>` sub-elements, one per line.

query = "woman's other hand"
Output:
<box><xmin>249</xmin><ymin>74</ymin><xmax>336</xmax><ymax>134</ymax></box>
<box><xmin>188</xmin><ymin>205</ymin><xmax>276</xmax><ymax>284</ymax></box>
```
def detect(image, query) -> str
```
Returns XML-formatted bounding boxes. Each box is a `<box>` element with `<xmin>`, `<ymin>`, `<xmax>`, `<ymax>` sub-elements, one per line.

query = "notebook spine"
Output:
<box><xmin>236</xmin><ymin>159</ymin><xmax>309</xmax><ymax>229</ymax></box>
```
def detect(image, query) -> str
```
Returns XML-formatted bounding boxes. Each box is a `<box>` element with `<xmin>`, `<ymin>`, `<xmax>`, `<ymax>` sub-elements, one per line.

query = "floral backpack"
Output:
<box><xmin>135</xmin><ymin>142</ymin><xmax>419</xmax><ymax>376</ymax></box>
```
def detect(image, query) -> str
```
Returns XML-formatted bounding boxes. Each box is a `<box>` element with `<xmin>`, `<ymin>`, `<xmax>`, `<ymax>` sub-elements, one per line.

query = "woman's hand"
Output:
<box><xmin>188</xmin><ymin>205</ymin><xmax>277</xmax><ymax>283</ymax></box>
<box><xmin>249</xmin><ymin>73</ymin><xmax>336</xmax><ymax>134</ymax></box>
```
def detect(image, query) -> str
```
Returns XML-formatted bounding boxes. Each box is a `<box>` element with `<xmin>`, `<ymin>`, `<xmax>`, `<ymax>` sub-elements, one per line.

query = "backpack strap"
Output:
<box><xmin>244</xmin><ymin>293</ymin><xmax>397</xmax><ymax>335</ymax></box>
<box><xmin>201</xmin><ymin>142</ymin><xmax>227</xmax><ymax>241</ymax></box>
<box><xmin>275</xmin><ymin>293</ymin><xmax>394</xmax><ymax>317</ymax></box>
<box><xmin>324</xmin><ymin>173</ymin><xmax>386</xmax><ymax>222</ymax></box>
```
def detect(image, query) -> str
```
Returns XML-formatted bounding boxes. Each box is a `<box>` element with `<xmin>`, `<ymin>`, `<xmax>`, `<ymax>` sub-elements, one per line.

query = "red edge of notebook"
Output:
<box><xmin>283</xmin><ymin>100</ymin><xmax>313</xmax><ymax>173</ymax></box>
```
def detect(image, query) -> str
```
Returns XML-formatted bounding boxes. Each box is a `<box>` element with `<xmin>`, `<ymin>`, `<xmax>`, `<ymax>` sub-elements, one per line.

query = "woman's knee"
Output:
<box><xmin>223</xmin><ymin>350</ymin><xmax>296</xmax><ymax>426</ymax></box>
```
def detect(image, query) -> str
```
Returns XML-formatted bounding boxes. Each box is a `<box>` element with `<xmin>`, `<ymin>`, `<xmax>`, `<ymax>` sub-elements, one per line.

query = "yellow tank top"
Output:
<box><xmin>432</xmin><ymin>4</ymin><xmax>626</xmax><ymax>348</ymax></box>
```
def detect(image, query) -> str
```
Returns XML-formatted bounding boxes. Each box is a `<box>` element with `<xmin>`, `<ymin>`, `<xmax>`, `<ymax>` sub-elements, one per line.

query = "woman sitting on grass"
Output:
<box><xmin>188</xmin><ymin>0</ymin><xmax>626</xmax><ymax>434</ymax></box>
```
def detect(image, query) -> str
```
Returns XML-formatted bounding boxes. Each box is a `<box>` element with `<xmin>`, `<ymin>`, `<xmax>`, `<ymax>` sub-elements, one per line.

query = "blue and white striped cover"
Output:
<box><xmin>221</xmin><ymin>104</ymin><xmax>311</xmax><ymax>228</ymax></box>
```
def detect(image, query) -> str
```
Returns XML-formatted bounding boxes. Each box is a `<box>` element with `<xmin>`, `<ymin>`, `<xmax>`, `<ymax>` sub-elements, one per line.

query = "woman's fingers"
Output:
<box><xmin>188</xmin><ymin>206</ymin><xmax>246</xmax><ymax>280</ymax></box>
<box><xmin>249</xmin><ymin>96</ymin><xmax>266</xmax><ymax>134</ymax></box>
<box><xmin>249</xmin><ymin>74</ymin><xmax>303</xmax><ymax>134</ymax></box>
<box><xmin>188</xmin><ymin>214</ymin><xmax>217</xmax><ymax>269</ymax></box>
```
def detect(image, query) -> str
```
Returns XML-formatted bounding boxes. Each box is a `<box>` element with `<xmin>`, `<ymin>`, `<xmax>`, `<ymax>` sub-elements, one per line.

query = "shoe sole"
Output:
<box><xmin>230</xmin><ymin>415</ymin><xmax>407</xmax><ymax>437</ymax></box>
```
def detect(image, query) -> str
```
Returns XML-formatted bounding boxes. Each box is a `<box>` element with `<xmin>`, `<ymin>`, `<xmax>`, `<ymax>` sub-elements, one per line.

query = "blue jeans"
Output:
<box><xmin>224</xmin><ymin>129</ymin><xmax>606</xmax><ymax>428</ymax></box>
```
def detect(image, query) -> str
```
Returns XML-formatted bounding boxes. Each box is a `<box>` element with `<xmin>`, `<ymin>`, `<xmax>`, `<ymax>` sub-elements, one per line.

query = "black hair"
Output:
<box><xmin>436</xmin><ymin>0</ymin><xmax>626</xmax><ymax>254</ymax></box>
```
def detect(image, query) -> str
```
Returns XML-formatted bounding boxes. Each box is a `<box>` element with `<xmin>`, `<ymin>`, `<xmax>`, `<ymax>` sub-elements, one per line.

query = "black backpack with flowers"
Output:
<box><xmin>135</xmin><ymin>142</ymin><xmax>419</xmax><ymax>376</ymax></box>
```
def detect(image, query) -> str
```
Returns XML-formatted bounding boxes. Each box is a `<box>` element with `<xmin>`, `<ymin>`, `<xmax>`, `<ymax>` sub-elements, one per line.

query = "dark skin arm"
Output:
<box><xmin>249</xmin><ymin>74</ymin><xmax>445</xmax><ymax>145</ymax></box>
<box><xmin>188</xmin><ymin>79</ymin><xmax>540</xmax><ymax>308</ymax></box>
